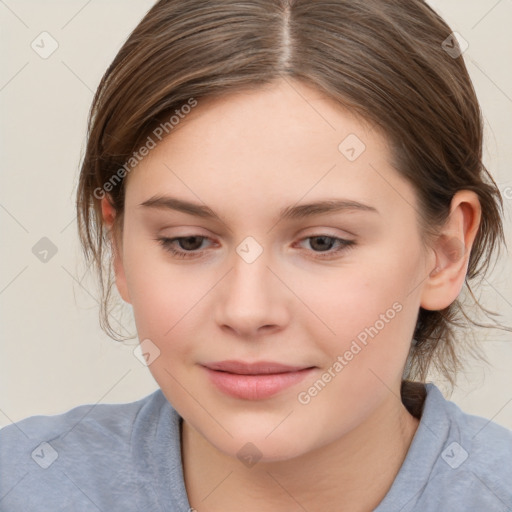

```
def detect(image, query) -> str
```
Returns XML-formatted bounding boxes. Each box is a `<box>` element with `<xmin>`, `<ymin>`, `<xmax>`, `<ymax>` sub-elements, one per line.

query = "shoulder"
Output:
<box><xmin>434</xmin><ymin>384</ymin><xmax>512</xmax><ymax>471</ymax></box>
<box><xmin>377</xmin><ymin>383</ymin><xmax>512</xmax><ymax>512</ymax></box>
<box><xmin>0</xmin><ymin>389</ymin><xmax>176</xmax><ymax>511</ymax></box>
<box><xmin>0</xmin><ymin>388</ymin><xmax>167</xmax><ymax>453</ymax></box>
<box><xmin>414</xmin><ymin>384</ymin><xmax>512</xmax><ymax>510</ymax></box>
<box><xmin>436</xmin><ymin>387</ymin><xmax>512</xmax><ymax>504</ymax></box>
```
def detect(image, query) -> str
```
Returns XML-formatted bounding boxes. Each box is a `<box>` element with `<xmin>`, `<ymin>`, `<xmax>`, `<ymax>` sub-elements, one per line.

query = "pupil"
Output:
<box><xmin>181</xmin><ymin>237</ymin><xmax>202</xmax><ymax>250</ymax></box>
<box><xmin>311</xmin><ymin>236</ymin><xmax>333</xmax><ymax>251</ymax></box>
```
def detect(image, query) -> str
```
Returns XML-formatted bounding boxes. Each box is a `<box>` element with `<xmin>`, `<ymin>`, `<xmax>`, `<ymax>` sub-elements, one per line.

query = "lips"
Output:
<box><xmin>201</xmin><ymin>360</ymin><xmax>316</xmax><ymax>400</ymax></box>
<box><xmin>203</xmin><ymin>360</ymin><xmax>311</xmax><ymax>375</ymax></box>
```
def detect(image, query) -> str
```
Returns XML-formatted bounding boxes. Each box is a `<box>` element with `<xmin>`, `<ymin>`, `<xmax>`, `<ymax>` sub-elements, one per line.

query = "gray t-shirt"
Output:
<box><xmin>1</xmin><ymin>383</ymin><xmax>511</xmax><ymax>511</ymax></box>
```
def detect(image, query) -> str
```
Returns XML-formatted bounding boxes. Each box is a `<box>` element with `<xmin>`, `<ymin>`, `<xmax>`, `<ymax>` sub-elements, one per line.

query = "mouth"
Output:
<box><xmin>201</xmin><ymin>360</ymin><xmax>316</xmax><ymax>400</ymax></box>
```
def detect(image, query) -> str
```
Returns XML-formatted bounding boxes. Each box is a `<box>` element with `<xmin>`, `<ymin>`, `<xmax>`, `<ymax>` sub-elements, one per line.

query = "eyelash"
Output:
<box><xmin>155</xmin><ymin>235</ymin><xmax>355</xmax><ymax>260</ymax></box>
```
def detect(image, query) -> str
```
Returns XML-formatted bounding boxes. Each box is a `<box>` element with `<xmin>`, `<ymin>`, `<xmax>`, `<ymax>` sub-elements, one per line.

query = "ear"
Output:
<box><xmin>420</xmin><ymin>190</ymin><xmax>482</xmax><ymax>311</ymax></box>
<box><xmin>101</xmin><ymin>195</ymin><xmax>131</xmax><ymax>304</ymax></box>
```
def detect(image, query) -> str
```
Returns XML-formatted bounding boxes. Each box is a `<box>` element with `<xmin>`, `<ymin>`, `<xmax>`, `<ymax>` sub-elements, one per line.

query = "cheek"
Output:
<box><xmin>296</xmin><ymin>244</ymin><xmax>422</xmax><ymax>364</ymax></box>
<box><xmin>122</xmin><ymin>237</ymin><xmax>200</xmax><ymax>346</ymax></box>
<box><xmin>293</xmin><ymin>263</ymin><xmax>419</xmax><ymax>432</ymax></box>
<box><xmin>125</xmin><ymin>258</ymin><xmax>207</xmax><ymax>402</ymax></box>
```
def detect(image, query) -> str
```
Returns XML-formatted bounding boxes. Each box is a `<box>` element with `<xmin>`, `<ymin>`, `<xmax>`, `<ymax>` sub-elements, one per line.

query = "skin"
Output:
<box><xmin>101</xmin><ymin>78</ymin><xmax>481</xmax><ymax>511</ymax></box>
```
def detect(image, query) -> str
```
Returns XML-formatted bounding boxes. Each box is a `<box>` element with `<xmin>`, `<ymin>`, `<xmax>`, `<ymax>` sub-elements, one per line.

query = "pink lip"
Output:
<box><xmin>202</xmin><ymin>360</ymin><xmax>315</xmax><ymax>400</ymax></box>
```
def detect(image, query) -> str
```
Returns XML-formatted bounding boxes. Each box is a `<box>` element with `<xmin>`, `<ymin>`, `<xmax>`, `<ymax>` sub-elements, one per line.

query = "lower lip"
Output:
<box><xmin>203</xmin><ymin>366</ymin><xmax>315</xmax><ymax>400</ymax></box>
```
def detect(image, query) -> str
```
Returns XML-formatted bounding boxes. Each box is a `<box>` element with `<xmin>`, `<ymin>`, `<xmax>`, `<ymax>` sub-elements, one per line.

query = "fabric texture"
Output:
<box><xmin>1</xmin><ymin>383</ymin><xmax>511</xmax><ymax>511</ymax></box>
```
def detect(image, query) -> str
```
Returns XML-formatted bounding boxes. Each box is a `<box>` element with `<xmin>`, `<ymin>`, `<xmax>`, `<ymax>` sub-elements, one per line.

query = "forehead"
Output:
<box><xmin>124</xmin><ymin>79</ymin><xmax>418</xmax><ymax>223</ymax></box>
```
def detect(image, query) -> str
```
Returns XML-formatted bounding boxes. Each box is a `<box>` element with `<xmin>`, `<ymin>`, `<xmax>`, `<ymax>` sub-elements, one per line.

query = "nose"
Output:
<box><xmin>214</xmin><ymin>248</ymin><xmax>290</xmax><ymax>339</ymax></box>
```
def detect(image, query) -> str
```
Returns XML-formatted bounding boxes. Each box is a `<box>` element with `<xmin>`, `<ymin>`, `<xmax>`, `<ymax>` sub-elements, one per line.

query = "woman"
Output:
<box><xmin>1</xmin><ymin>1</ymin><xmax>511</xmax><ymax>510</ymax></box>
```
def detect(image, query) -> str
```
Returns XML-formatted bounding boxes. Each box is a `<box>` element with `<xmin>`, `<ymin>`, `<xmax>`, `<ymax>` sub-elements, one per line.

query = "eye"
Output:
<box><xmin>155</xmin><ymin>236</ymin><xmax>213</xmax><ymax>259</ymax></box>
<box><xmin>295</xmin><ymin>235</ymin><xmax>355</xmax><ymax>259</ymax></box>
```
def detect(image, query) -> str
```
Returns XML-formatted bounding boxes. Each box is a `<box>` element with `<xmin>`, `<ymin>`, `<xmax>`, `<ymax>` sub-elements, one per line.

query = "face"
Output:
<box><xmin>110</xmin><ymin>78</ymin><xmax>435</xmax><ymax>461</ymax></box>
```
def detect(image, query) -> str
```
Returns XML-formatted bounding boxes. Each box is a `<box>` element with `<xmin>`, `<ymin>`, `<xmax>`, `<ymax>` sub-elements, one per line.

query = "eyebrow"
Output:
<box><xmin>139</xmin><ymin>195</ymin><xmax>379</xmax><ymax>221</ymax></box>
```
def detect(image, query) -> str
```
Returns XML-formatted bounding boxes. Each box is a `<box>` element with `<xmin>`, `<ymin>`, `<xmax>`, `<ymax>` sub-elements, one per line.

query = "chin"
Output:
<box><xmin>205</xmin><ymin>426</ymin><xmax>314</xmax><ymax>465</ymax></box>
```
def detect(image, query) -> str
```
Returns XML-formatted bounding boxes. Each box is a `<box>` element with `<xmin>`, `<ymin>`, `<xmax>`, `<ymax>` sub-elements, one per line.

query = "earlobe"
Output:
<box><xmin>420</xmin><ymin>191</ymin><xmax>481</xmax><ymax>311</ymax></box>
<box><xmin>100</xmin><ymin>195</ymin><xmax>132</xmax><ymax>304</ymax></box>
<box><xmin>101</xmin><ymin>194</ymin><xmax>116</xmax><ymax>228</ymax></box>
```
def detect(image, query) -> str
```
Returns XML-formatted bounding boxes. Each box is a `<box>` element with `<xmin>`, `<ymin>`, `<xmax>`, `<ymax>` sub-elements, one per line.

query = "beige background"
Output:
<box><xmin>1</xmin><ymin>0</ymin><xmax>511</xmax><ymax>429</ymax></box>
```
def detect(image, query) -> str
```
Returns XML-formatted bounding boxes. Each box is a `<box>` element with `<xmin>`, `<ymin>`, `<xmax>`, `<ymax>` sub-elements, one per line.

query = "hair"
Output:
<box><xmin>76</xmin><ymin>0</ymin><xmax>509</xmax><ymax>416</ymax></box>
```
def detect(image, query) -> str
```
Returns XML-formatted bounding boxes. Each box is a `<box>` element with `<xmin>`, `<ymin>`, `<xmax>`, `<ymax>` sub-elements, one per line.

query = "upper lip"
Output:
<box><xmin>203</xmin><ymin>360</ymin><xmax>313</xmax><ymax>375</ymax></box>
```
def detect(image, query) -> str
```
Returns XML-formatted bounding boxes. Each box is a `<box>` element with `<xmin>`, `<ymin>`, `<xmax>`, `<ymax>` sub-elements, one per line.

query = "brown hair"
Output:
<box><xmin>76</xmin><ymin>0</ymin><xmax>509</xmax><ymax>415</ymax></box>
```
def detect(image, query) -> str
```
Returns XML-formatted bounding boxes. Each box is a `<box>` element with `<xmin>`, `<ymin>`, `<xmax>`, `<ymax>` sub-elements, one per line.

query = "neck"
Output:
<box><xmin>181</xmin><ymin>394</ymin><xmax>421</xmax><ymax>512</ymax></box>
